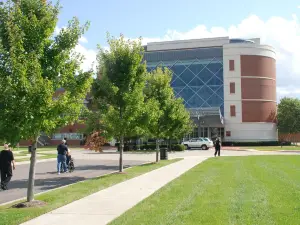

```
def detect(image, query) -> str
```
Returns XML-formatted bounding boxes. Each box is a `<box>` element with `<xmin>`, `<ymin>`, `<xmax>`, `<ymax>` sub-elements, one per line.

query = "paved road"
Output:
<box><xmin>0</xmin><ymin>158</ymin><xmax>146</xmax><ymax>205</ymax></box>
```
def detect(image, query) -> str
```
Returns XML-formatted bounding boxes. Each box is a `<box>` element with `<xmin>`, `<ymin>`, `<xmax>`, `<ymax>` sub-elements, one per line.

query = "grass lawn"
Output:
<box><xmin>0</xmin><ymin>159</ymin><xmax>181</xmax><ymax>225</ymax></box>
<box><xmin>244</xmin><ymin>146</ymin><xmax>300</xmax><ymax>151</ymax></box>
<box><xmin>15</xmin><ymin>154</ymin><xmax>57</xmax><ymax>162</ymax></box>
<box><xmin>111</xmin><ymin>156</ymin><xmax>300</xmax><ymax>225</ymax></box>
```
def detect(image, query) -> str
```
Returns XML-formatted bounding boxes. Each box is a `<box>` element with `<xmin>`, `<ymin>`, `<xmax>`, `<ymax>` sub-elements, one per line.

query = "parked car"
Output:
<box><xmin>181</xmin><ymin>138</ymin><xmax>214</xmax><ymax>150</ymax></box>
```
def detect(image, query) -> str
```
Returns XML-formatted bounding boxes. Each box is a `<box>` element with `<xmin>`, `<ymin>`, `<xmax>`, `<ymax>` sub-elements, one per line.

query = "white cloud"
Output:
<box><xmin>298</xmin><ymin>5</ymin><xmax>300</xmax><ymax>8</ymax></box>
<box><xmin>137</xmin><ymin>14</ymin><xmax>300</xmax><ymax>101</ymax></box>
<box><xmin>75</xmin><ymin>44</ymin><xmax>97</xmax><ymax>72</ymax></box>
<box><xmin>54</xmin><ymin>26</ymin><xmax>97</xmax><ymax>72</ymax></box>
<box><xmin>79</xmin><ymin>36</ymin><xmax>88</xmax><ymax>43</ymax></box>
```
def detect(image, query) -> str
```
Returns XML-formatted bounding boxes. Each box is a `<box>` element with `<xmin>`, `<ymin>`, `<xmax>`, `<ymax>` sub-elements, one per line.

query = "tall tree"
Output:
<box><xmin>164</xmin><ymin>98</ymin><xmax>193</xmax><ymax>143</ymax></box>
<box><xmin>277</xmin><ymin>97</ymin><xmax>300</xmax><ymax>136</ymax></box>
<box><xmin>144</xmin><ymin>67</ymin><xmax>177</xmax><ymax>162</ymax></box>
<box><xmin>0</xmin><ymin>0</ymin><xmax>92</xmax><ymax>202</ymax></box>
<box><xmin>94</xmin><ymin>34</ymin><xmax>153</xmax><ymax>172</ymax></box>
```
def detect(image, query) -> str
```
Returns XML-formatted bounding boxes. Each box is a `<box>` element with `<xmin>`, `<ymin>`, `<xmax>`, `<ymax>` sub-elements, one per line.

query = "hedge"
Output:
<box><xmin>116</xmin><ymin>143</ymin><xmax>185</xmax><ymax>151</ymax></box>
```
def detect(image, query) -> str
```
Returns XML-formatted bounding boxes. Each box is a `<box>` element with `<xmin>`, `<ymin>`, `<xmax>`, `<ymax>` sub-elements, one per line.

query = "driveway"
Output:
<box><xmin>0</xmin><ymin>158</ymin><xmax>146</xmax><ymax>205</ymax></box>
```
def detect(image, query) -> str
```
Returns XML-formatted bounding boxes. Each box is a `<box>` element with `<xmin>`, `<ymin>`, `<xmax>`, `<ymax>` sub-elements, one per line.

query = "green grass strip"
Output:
<box><xmin>111</xmin><ymin>156</ymin><xmax>300</xmax><ymax>225</ymax></box>
<box><xmin>0</xmin><ymin>158</ymin><xmax>181</xmax><ymax>225</ymax></box>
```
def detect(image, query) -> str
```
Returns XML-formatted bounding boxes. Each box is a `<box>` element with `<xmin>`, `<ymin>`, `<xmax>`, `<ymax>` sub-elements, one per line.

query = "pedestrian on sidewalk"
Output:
<box><xmin>0</xmin><ymin>143</ymin><xmax>15</xmax><ymax>190</ymax></box>
<box><xmin>57</xmin><ymin>140</ymin><xmax>68</xmax><ymax>174</ymax></box>
<box><xmin>214</xmin><ymin>137</ymin><xmax>221</xmax><ymax>157</ymax></box>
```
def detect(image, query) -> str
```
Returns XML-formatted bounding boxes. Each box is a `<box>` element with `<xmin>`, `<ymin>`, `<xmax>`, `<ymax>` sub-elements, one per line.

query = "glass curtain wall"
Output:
<box><xmin>147</xmin><ymin>59</ymin><xmax>224</xmax><ymax>114</ymax></box>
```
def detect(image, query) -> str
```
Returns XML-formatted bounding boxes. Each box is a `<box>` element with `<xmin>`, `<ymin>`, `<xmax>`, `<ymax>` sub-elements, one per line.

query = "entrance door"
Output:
<box><xmin>209</xmin><ymin>127</ymin><xmax>224</xmax><ymax>141</ymax></box>
<box><xmin>199</xmin><ymin>127</ymin><xmax>208</xmax><ymax>138</ymax></box>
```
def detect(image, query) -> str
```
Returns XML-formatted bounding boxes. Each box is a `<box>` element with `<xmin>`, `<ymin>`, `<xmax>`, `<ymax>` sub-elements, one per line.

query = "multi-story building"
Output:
<box><xmin>143</xmin><ymin>37</ymin><xmax>277</xmax><ymax>142</ymax></box>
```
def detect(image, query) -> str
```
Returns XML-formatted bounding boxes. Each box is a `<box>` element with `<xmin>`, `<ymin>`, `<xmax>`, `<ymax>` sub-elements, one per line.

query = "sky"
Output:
<box><xmin>55</xmin><ymin>0</ymin><xmax>300</xmax><ymax>100</ymax></box>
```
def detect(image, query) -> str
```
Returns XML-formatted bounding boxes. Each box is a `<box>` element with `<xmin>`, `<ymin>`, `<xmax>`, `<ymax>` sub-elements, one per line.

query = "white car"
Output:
<box><xmin>182</xmin><ymin>138</ymin><xmax>214</xmax><ymax>150</ymax></box>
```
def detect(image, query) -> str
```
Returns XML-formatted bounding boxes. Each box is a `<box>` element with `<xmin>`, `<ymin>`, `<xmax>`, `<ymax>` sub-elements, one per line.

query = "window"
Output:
<box><xmin>229</xmin><ymin>60</ymin><xmax>235</xmax><ymax>71</ymax></box>
<box><xmin>226</xmin><ymin>131</ymin><xmax>231</xmax><ymax>137</ymax></box>
<box><xmin>230</xmin><ymin>105</ymin><xmax>236</xmax><ymax>117</ymax></box>
<box><xmin>230</xmin><ymin>82</ymin><xmax>235</xmax><ymax>94</ymax></box>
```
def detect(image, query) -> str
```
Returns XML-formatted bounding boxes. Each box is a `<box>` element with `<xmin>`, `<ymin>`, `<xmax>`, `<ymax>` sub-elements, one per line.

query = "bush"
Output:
<box><xmin>221</xmin><ymin>141</ymin><xmax>292</xmax><ymax>147</ymax></box>
<box><xmin>116</xmin><ymin>143</ymin><xmax>186</xmax><ymax>151</ymax></box>
<box><xmin>172</xmin><ymin>144</ymin><xmax>185</xmax><ymax>151</ymax></box>
<box><xmin>140</xmin><ymin>144</ymin><xmax>168</xmax><ymax>150</ymax></box>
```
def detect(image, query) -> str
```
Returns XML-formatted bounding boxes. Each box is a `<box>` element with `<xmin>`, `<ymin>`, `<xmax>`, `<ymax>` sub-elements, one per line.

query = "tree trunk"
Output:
<box><xmin>27</xmin><ymin>136</ymin><xmax>38</xmax><ymax>202</ymax></box>
<box><xmin>168</xmin><ymin>138</ymin><xmax>171</xmax><ymax>151</ymax></box>
<box><xmin>119</xmin><ymin>107</ymin><xmax>124</xmax><ymax>172</ymax></box>
<box><xmin>119</xmin><ymin>135</ymin><xmax>124</xmax><ymax>172</ymax></box>
<box><xmin>156</xmin><ymin>139</ymin><xmax>160</xmax><ymax>162</ymax></box>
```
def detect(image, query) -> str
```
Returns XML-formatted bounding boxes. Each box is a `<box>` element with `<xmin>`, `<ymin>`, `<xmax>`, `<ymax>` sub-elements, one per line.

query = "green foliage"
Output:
<box><xmin>0</xmin><ymin>0</ymin><xmax>93</xmax><ymax>144</ymax></box>
<box><xmin>172</xmin><ymin>144</ymin><xmax>185</xmax><ymax>151</ymax></box>
<box><xmin>94</xmin><ymin>34</ymin><xmax>155</xmax><ymax>140</ymax></box>
<box><xmin>145</xmin><ymin>67</ymin><xmax>193</xmax><ymax>140</ymax></box>
<box><xmin>165</xmin><ymin>98</ymin><xmax>193</xmax><ymax>139</ymax></box>
<box><xmin>144</xmin><ymin>67</ymin><xmax>174</xmax><ymax>139</ymax></box>
<box><xmin>277</xmin><ymin>97</ymin><xmax>300</xmax><ymax>134</ymax></box>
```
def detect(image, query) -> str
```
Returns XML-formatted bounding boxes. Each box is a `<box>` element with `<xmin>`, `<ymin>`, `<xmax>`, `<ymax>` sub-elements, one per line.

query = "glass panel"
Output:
<box><xmin>197</xmin><ymin>68</ymin><xmax>212</xmax><ymax>83</ymax></box>
<box><xmin>197</xmin><ymin>86</ymin><xmax>214</xmax><ymax>100</ymax></box>
<box><xmin>172</xmin><ymin>64</ymin><xmax>186</xmax><ymax>76</ymax></box>
<box><xmin>146</xmin><ymin>57</ymin><xmax>224</xmax><ymax>110</ymax></box>
<box><xmin>171</xmin><ymin>77</ymin><xmax>186</xmax><ymax>87</ymax></box>
<box><xmin>189</xmin><ymin>77</ymin><xmax>204</xmax><ymax>86</ymax></box>
<box><xmin>187</xmin><ymin>94</ymin><xmax>204</xmax><ymax>108</ymax></box>
<box><xmin>178</xmin><ymin>87</ymin><xmax>193</xmax><ymax>104</ymax></box>
<box><xmin>206</xmin><ymin>62</ymin><xmax>223</xmax><ymax>75</ymax></box>
<box><xmin>189</xmin><ymin>63</ymin><xmax>205</xmax><ymax>75</ymax></box>
<box><xmin>178</xmin><ymin>69</ymin><xmax>195</xmax><ymax>84</ymax></box>
<box><xmin>207</xmin><ymin>93</ymin><xmax>223</xmax><ymax>107</ymax></box>
<box><xmin>206</xmin><ymin>75</ymin><xmax>223</xmax><ymax>85</ymax></box>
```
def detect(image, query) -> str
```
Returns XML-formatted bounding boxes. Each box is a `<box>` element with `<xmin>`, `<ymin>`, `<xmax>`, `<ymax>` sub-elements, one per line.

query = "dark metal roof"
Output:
<box><xmin>188</xmin><ymin>107</ymin><xmax>224</xmax><ymax>126</ymax></box>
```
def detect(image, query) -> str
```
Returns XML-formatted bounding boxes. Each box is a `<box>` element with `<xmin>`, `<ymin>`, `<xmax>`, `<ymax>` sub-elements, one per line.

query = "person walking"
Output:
<box><xmin>0</xmin><ymin>144</ymin><xmax>15</xmax><ymax>190</ymax></box>
<box><xmin>57</xmin><ymin>140</ymin><xmax>68</xmax><ymax>175</ymax></box>
<box><xmin>214</xmin><ymin>138</ymin><xmax>221</xmax><ymax>157</ymax></box>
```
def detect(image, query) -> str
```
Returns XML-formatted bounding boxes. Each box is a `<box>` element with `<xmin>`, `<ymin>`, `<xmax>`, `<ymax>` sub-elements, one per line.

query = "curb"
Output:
<box><xmin>0</xmin><ymin>160</ymin><xmax>157</xmax><ymax>207</ymax></box>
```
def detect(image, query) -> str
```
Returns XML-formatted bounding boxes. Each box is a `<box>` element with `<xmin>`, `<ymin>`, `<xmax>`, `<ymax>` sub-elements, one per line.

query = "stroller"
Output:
<box><xmin>60</xmin><ymin>156</ymin><xmax>75</xmax><ymax>173</ymax></box>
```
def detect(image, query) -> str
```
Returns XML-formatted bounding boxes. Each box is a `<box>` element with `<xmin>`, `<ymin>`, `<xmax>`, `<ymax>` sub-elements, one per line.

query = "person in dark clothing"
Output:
<box><xmin>64</xmin><ymin>137</ymin><xmax>68</xmax><ymax>146</ymax></box>
<box><xmin>0</xmin><ymin>144</ymin><xmax>15</xmax><ymax>190</ymax></box>
<box><xmin>64</xmin><ymin>137</ymin><xmax>71</xmax><ymax>165</ymax></box>
<box><xmin>57</xmin><ymin>140</ymin><xmax>68</xmax><ymax>174</ymax></box>
<box><xmin>214</xmin><ymin>138</ymin><xmax>221</xmax><ymax>157</ymax></box>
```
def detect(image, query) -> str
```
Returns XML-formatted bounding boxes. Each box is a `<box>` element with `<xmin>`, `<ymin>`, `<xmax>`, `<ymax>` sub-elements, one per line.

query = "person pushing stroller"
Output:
<box><xmin>58</xmin><ymin>138</ymin><xmax>74</xmax><ymax>173</ymax></box>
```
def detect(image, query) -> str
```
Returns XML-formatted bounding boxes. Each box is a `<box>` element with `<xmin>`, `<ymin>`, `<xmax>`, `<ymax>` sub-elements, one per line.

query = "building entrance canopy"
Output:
<box><xmin>188</xmin><ymin>107</ymin><xmax>224</xmax><ymax>127</ymax></box>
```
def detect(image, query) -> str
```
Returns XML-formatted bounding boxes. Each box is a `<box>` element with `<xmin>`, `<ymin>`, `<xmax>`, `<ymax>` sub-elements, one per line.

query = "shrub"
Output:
<box><xmin>85</xmin><ymin>131</ymin><xmax>107</xmax><ymax>152</ymax></box>
<box><xmin>172</xmin><ymin>144</ymin><xmax>185</xmax><ymax>151</ymax></box>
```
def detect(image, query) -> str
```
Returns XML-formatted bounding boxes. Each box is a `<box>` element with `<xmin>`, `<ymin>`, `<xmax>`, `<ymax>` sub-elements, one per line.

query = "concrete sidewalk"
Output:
<box><xmin>21</xmin><ymin>156</ymin><xmax>209</xmax><ymax>225</ymax></box>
